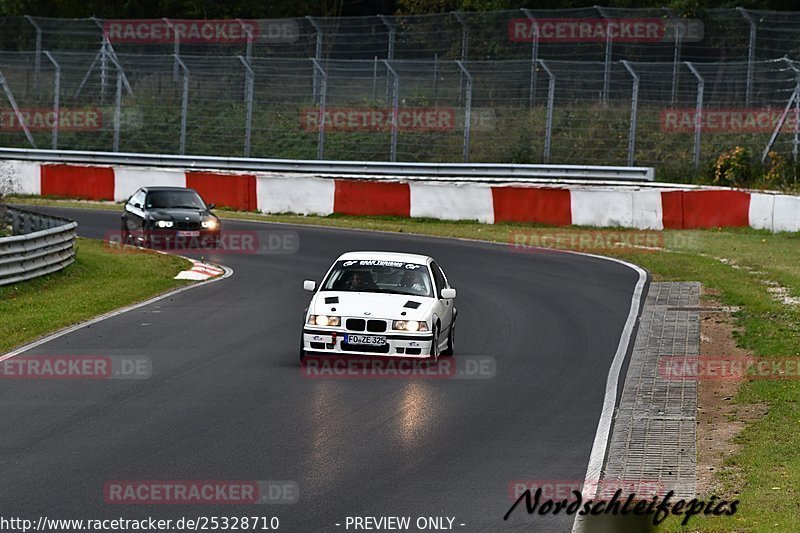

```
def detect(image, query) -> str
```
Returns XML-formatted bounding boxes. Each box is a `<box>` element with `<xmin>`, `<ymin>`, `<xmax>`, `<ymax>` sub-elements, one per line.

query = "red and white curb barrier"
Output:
<box><xmin>6</xmin><ymin>160</ymin><xmax>800</xmax><ymax>232</ymax></box>
<box><xmin>175</xmin><ymin>260</ymin><xmax>225</xmax><ymax>281</ymax></box>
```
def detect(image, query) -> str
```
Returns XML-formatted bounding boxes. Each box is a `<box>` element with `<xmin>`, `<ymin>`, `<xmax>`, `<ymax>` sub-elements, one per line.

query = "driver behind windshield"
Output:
<box><xmin>342</xmin><ymin>270</ymin><xmax>377</xmax><ymax>291</ymax></box>
<box><xmin>400</xmin><ymin>270</ymin><xmax>426</xmax><ymax>294</ymax></box>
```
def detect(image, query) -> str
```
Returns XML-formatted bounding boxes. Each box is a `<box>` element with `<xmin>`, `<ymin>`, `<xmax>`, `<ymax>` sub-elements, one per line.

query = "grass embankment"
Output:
<box><xmin>8</xmin><ymin>195</ymin><xmax>800</xmax><ymax>532</ymax></box>
<box><xmin>0</xmin><ymin>238</ymin><xmax>191</xmax><ymax>354</ymax></box>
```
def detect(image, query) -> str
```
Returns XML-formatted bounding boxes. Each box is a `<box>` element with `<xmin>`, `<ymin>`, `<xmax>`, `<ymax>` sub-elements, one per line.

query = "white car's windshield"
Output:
<box><xmin>321</xmin><ymin>260</ymin><xmax>433</xmax><ymax>297</ymax></box>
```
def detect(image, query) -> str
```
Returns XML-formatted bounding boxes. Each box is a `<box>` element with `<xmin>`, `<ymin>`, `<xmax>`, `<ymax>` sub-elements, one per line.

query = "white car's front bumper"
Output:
<box><xmin>302</xmin><ymin>327</ymin><xmax>434</xmax><ymax>358</ymax></box>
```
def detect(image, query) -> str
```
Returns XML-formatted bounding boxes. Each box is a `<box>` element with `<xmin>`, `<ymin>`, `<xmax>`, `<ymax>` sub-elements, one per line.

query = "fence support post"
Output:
<box><xmin>738</xmin><ymin>8</ymin><xmax>757</xmax><ymax>106</ymax></box>
<box><xmin>174</xmin><ymin>55</ymin><xmax>189</xmax><ymax>155</ymax></box>
<box><xmin>383</xmin><ymin>60</ymin><xmax>399</xmax><ymax>162</ymax></box>
<box><xmin>237</xmin><ymin>19</ymin><xmax>254</xmax><ymax>62</ymax></box>
<box><xmin>686</xmin><ymin>62</ymin><xmax>704</xmax><ymax>170</ymax></box>
<box><xmin>379</xmin><ymin>16</ymin><xmax>396</xmax><ymax>104</ymax></box>
<box><xmin>307</xmin><ymin>16</ymin><xmax>323</xmax><ymax>102</ymax></box>
<box><xmin>522</xmin><ymin>8</ymin><xmax>539</xmax><ymax>107</ymax></box>
<box><xmin>0</xmin><ymin>70</ymin><xmax>36</xmax><ymax>148</ymax></box>
<box><xmin>622</xmin><ymin>60</ymin><xmax>639</xmax><ymax>166</ymax></box>
<box><xmin>25</xmin><ymin>16</ymin><xmax>42</xmax><ymax>97</ymax></box>
<box><xmin>311</xmin><ymin>59</ymin><xmax>328</xmax><ymax>160</ymax></box>
<box><xmin>453</xmin><ymin>11</ymin><xmax>469</xmax><ymax>104</ymax></box>
<box><xmin>163</xmin><ymin>19</ymin><xmax>181</xmax><ymax>83</ymax></box>
<box><xmin>662</xmin><ymin>8</ymin><xmax>682</xmax><ymax>105</ymax></box>
<box><xmin>44</xmin><ymin>51</ymin><xmax>60</xmax><ymax>150</ymax></box>
<box><xmin>539</xmin><ymin>59</ymin><xmax>555</xmax><ymax>163</ymax></box>
<box><xmin>113</xmin><ymin>69</ymin><xmax>122</xmax><ymax>152</ymax></box>
<box><xmin>596</xmin><ymin>6</ymin><xmax>612</xmax><ymax>104</ymax></box>
<box><xmin>238</xmin><ymin>56</ymin><xmax>255</xmax><ymax>158</ymax></box>
<box><xmin>456</xmin><ymin>60</ymin><xmax>473</xmax><ymax>163</ymax></box>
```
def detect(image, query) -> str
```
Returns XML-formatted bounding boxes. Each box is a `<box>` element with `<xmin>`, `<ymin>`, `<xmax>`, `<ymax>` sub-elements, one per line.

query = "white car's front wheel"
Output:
<box><xmin>428</xmin><ymin>325</ymin><xmax>440</xmax><ymax>361</ymax></box>
<box><xmin>442</xmin><ymin>320</ymin><xmax>455</xmax><ymax>356</ymax></box>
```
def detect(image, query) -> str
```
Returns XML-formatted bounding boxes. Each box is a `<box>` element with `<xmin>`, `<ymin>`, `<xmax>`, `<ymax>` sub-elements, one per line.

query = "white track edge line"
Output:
<box><xmin>570</xmin><ymin>253</ymin><xmax>648</xmax><ymax>533</ymax></box>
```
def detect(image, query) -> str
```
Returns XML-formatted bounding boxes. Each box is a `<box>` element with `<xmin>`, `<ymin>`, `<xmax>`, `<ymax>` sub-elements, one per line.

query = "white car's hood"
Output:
<box><xmin>311</xmin><ymin>291</ymin><xmax>434</xmax><ymax>321</ymax></box>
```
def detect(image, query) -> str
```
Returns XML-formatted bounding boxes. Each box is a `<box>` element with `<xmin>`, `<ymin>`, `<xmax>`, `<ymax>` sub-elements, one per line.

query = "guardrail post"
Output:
<box><xmin>539</xmin><ymin>59</ymin><xmax>555</xmax><ymax>163</ymax></box>
<box><xmin>311</xmin><ymin>59</ymin><xmax>328</xmax><ymax>160</ymax></box>
<box><xmin>622</xmin><ymin>60</ymin><xmax>639</xmax><ymax>166</ymax></box>
<box><xmin>306</xmin><ymin>16</ymin><xmax>323</xmax><ymax>101</ymax></box>
<box><xmin>174</xmin><ymin>56</ymin><xmax>190</xmax><ymax>155</ymax></box>
<box><xmin>238</xmin><ymin>56</ymin><xmax>255</xmax><ymax>158</ymax></box>
<box><xmin>25</xmin><ymin>16</ymin><xmax>42</xmax><ymax>97</ymax></box>
<box><xmin>686</xmin><ymin>62</ymin><xmax>704</xmax><ymax>170</ymax></box>
<box><xmin>522</xmin><ymin>9</ymin><xmax>539</xmax><ymax>107</ymax></box>
<box><xmin>0</xmin><ymin>69</ymin><xmax>36</xmax><ymax>148</ymax></box>
<box><xmin>596</xmin><ymin>6</ymin><xmax>612</xmax><ymax>104</ymax></box>
<box><xmin>44</xmin><ymin>51</ymin><xmax>60</xmax><ymax>150</ymax></box>
<box><xmin>383</xmin><ymin>60</ymin><xmax>399</xmax><ymax>162</ymax></box>
<box><xmin>456</xmin><ymin>60</ymin><xmax>473</xmax><ymax>163</ymax></box>
<box><xmin>738</xmin><ymin>8</ymin><xmax>757</xmax><ymax>106</ymax></box>
<box><xmin>113</xmin><ymin>70</ymin><xmax>122</xmax><ymax>152</ymax></box>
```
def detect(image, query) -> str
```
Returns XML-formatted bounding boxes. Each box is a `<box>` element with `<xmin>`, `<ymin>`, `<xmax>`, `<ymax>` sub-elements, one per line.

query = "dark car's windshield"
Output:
<box><xmin>146</xmin><ymin>190</ymin><xmax>206</xmax><ymax>210</ymax></box>
<box><xmin>321</xmin><ymin>259</ymin><xmax>433</xmax><ymax>297</ymax></box>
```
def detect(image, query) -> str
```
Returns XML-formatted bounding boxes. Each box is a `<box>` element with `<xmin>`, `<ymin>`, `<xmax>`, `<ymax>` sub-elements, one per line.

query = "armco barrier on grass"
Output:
<box><xmin>4</xmin><ymin>160</ymin><xmax>799</xmax><ymax>233</ymax></box>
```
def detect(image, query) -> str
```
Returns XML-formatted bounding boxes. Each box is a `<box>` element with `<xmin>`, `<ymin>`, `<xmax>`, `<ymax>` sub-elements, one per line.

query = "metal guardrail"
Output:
<box><xmin>0</xmin><ymin>206</ymin><xmax>77</xmax><ymax>286</ymax></box>
<box><xmin>0</xmin><ymin>147</ymin><xmax>655</xmax><ymax>182</ymax></box>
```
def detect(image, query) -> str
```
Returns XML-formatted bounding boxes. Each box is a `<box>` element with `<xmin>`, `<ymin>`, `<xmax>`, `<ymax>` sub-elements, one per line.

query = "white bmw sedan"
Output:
<box><xmin>301</xmin><ymin>251</ymin><xmax>457</xmax><ymax>362</ymax></box>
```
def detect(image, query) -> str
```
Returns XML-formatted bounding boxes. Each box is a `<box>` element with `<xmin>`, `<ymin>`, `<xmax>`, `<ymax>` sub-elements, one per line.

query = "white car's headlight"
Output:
<box><xmin>155</xmin><ymin>220</ymin><xmax>173</xmax><ymax>228</ymax></box>
<box><xmin>308</xmin><ymin>315</ymin><xmax>341</xmax><ymax>327</ymax></box>
<box><xmin>393</xmin><ymin>320</ymin><xmax>428</xmax><ymax>332</ymax></box>
<box><xmin>201</xmin><ymin>218</ymin><xmax>219</xmax><ymax>229</ymax></box>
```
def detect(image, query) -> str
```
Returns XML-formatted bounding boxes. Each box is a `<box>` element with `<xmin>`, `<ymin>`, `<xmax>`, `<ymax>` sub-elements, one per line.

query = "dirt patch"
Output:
<box><xmin>696</xmin><ymin>287</ymin><xmax>768</xmax><ymax>497</ymax></box>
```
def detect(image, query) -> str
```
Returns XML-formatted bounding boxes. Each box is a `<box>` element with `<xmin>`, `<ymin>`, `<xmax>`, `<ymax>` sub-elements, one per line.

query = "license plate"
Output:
<box><xmin>345</xmin><ymin>334</ymin><xmax>387</xmax><ymax>346</ymax></box>
<box><xmin>176</xmin><ymin>230</ymin><xmax>200</xmax><ymax>237</ymax></box>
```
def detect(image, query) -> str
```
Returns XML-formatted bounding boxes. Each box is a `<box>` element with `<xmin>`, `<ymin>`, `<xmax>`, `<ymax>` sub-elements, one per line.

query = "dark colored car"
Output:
<box><xmin>121</xmin><ymin>187</ymin><xmax>221</xmax><ymax>248</ymax></box>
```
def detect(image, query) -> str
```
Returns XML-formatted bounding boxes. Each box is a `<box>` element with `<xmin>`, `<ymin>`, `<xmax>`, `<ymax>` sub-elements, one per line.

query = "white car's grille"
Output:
<box><xmin>345</xmin><ymin>318</ymin><xmax>387</xmax><ymax>332</ymax></box>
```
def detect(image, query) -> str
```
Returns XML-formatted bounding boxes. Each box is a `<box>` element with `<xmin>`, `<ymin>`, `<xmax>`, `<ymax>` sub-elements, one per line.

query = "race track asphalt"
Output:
<box><xmin>0</xmin><ymin>206</ymin><xmax>646</xmax><ymax>532</ymax></box>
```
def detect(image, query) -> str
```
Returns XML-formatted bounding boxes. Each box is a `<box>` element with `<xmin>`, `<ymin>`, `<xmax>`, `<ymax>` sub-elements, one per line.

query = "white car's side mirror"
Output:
<box><xmin>441</xmin><ymin>288</ymin><xmax>456</xmax><ymax>299</ymax></box>
<box><xmin>303</xmin><ymin>280</ymin><xmax>317</xmax><ymax>292</ymax></box>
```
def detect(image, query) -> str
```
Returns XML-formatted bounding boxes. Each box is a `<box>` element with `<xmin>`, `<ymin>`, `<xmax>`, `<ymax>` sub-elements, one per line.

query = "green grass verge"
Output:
<box><xmin>0</xmin><ymin>238</ymin><xmax>191</xmax><ymax>354</ymax></box>
<box><xmin>7</xmin><ymin>196</ymin><xmax>800</xmax><ymax>532</ymax></box>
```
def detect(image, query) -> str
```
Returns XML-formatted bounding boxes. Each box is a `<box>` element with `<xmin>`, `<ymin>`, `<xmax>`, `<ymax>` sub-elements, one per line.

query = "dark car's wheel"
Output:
<box><xmin>120</xmin><ymin>221</ymin><xmax>131</xmax><ymax>245</ymax></box>
<box><xmin>442</xmin><ymin>318</ymin><xmax>455</xmax><ymax>356</ymax></box>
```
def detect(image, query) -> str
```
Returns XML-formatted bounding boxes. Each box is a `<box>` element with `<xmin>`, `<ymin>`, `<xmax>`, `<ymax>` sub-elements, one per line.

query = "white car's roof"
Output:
<box><xmin>337</xmin><ymin>251</ymin><xmax>432</xmax><ymax>264</ymax></box>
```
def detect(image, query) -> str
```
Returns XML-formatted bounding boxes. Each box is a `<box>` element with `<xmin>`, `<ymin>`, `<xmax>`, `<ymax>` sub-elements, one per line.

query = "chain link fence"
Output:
<box><xmin>2</xmin><ymin>9</ymin><xmax>800</xmax><ymax>181</ymax></box>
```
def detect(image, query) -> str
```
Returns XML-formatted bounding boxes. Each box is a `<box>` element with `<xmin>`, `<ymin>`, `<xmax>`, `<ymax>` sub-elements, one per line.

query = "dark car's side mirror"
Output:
<box><xmin>207</xmin><ymin>203</ymin><xmax>216</xmax><ymax>210</ymax></box>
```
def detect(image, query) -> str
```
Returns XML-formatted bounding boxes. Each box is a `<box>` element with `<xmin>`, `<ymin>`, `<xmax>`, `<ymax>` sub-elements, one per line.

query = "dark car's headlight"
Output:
<box><xmin>201</xmin><ymin>217</ymin><xmax>219</xmax><ymax>230</ymax></box>
<box><xmin>393</xmin><ymin>320</ymin><xmax>428</xmax><ymax>332</ymax></box>
<box><xmin>154</xmin><ymin>220</ymin><xmax>174</xmax><ymax>228</ymax></box>
<box><xmin>308</xmin><ymin>315</ymin><xmax>341</xmax><ymax>327</ymax></box>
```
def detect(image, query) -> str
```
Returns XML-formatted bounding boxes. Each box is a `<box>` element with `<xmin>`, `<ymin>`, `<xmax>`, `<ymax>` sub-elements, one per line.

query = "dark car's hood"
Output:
<box><xmin>149</xmin><ymin>208</ymin><xmax>209</xmax><ymax>221</ymax></box>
